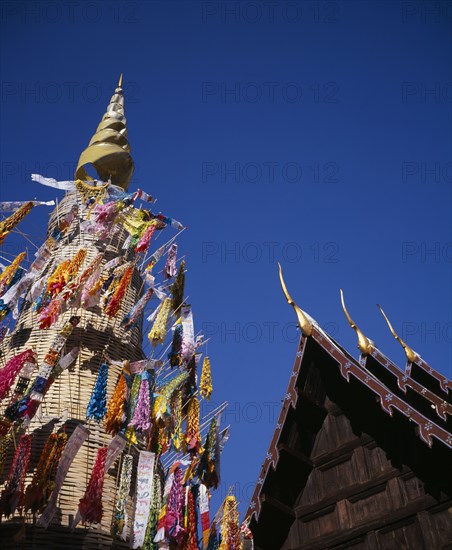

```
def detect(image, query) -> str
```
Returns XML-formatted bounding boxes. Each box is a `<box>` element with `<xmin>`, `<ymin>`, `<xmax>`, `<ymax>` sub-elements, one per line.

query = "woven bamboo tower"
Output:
<box><xmin>0</xmin><ymin>78</ymin><xmax>146</xmax><ymax>548</ymax></box>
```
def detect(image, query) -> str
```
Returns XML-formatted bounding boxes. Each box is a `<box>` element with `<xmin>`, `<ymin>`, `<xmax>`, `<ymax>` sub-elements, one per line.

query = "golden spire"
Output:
<box><xmin>278</xmin><ymin>263</ymin><xmax>313</xmax><ymax>336</ymax></box>
<box><xmin>340</xmin><ymin>289</ymin><xmax>373</xmax><ymax>354</ymax></box>
<box><xmin>75</xmin><ymin>75</ymin><xmax>134</xmax><ymax>190</ymax></box>
<box><xmin>377</xmin><ymin>304</ymin><xmax>419</xmax><ymax>363</ymax></box>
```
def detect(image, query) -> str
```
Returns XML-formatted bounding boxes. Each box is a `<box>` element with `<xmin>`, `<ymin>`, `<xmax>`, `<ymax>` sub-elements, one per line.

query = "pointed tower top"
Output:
<box><xmin>75</xmin><ymin>77</ymin><xmax>134</xmax><ymax>190</ymax></box>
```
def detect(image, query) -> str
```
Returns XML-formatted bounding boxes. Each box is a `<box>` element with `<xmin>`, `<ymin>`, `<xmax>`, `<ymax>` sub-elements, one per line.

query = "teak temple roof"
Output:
<box><xmin>246</xmin><ymin>266</ymin><xmax>452</xmax><ymax>550</ymax></box>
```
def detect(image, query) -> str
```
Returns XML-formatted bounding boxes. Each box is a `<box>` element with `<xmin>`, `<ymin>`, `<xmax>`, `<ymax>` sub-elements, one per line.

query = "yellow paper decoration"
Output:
<box><xmin>0</xmin><ymin>202</ymin><xmax>34</xmax><ymax>245</ymax></box>
<box><xmin>148</xmin><ymin>297</ymin><xmax>172</xmax><ymax>347</ymax></box>
<box><xmin>200</xmin><ymin>357</ymin><xmax>213</xmax><ymax>401</ymax></box>
<box><xmin>0</xmin><ymin>251</ymin><xmax>26</xmax><ymax>295</ymax></box>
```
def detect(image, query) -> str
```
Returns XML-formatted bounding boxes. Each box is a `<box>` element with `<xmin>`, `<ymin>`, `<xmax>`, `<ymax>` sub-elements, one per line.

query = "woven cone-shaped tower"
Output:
<box><xmin>0</xmin><ymin>78</ymin><xmax>145</xmax><ymax>548</ymax></box>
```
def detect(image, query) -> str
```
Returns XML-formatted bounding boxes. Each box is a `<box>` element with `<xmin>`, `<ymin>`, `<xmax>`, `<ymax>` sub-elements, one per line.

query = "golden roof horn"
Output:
<box><xmin>377</xmin><ymin>304</ymin><xmax>418</xmax><ymax>363</ymax></box>
<box><xmin>278</xmin><ymin>263</ymin><xmax>313</xmax><ymax>336</ymax></box>
<box><xmin>340</xmin><ymin>289</ymin><xmax>373</xmax><ymax>354</ymax></box>
<box><xmin>75</xmin><ymin>75</ymin><xmax>134</xmax><ymax>190</ymax></box>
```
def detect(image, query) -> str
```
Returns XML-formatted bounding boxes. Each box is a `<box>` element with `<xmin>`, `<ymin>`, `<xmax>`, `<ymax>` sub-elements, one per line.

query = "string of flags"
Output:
<box><xmin>0</xmin><ymin>176</ymin><xmax>253</xmax><ymax>549</ymax></box>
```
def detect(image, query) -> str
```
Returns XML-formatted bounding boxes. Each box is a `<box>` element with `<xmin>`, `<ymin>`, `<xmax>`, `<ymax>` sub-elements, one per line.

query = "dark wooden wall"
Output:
<box><xmin>251</xmin><ymin>339</ymin><xmax>452</xmax><ymax>550</ymax></box>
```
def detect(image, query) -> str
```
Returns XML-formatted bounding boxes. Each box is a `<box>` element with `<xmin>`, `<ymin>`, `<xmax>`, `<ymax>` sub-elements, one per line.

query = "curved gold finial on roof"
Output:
<box><xmin>75</xmin><ymin>77</ymin><xmax>134</xmax><ymax>190</ymax></box>
<box><xmin>340</xmin><ymin>289</ymin><xmax>373</xmax><ymax>354</ymax></box>
<box><xmin>377</xmin><ymin>304</ymin><xmax>419</xmax><ymax>363</ymax></box>
<box><xmin>278</xmin><ymin>263</ymin><xmax>313</xmax><ymax>336</ymax></box>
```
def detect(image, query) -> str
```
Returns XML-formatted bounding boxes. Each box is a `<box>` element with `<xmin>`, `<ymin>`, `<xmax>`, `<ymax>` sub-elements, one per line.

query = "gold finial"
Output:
<box><xmin>75</xmin><ymin>77</ymin><xmax>134</xmax><ymax>190</ymax></box>
<box><xmin>340</xmin><ymin>289</ymin><xmax>373</xmax><ymax>354</ymax></box>
<box><xmin>377</xmin><ymin>305</ymin><xmax>419</xmax><ymax>363</ymax></box>
<box><xmin>278</xmin><ymin>263</ymin><xmax>312</xmax><ymax>336</ymax></box>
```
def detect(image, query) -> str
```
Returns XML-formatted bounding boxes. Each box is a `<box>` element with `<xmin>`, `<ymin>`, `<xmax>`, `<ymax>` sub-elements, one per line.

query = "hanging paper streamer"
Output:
<box><xmin>68</xmin><ymin>253</ymin><xmax>104</xmax><ymax>307</ymax></box>
<box><xmin>0</xmin><ymin>201</ymin><xmax>34</xmax><ymax>245</ymax></box>
<box><xmin>148</xmin><ymin>297</ymin><xmax>172</xmax><ymax>347</ymax></box>
<box><xmin>131</xmin><ymin>375</ymin><xmax>151</xmax><ymax>434</ymax></box>
<box><xmin>105</xmin><ymin>264</ymin><xmax>134</xmax><ymax>317</ymax></box>
<box><xmin>200</xmin><ymin>357</ymin><xmax>213</xmax><ymax>401</ymax></box>
<box><xmin>152</xmin><ymin>371</ymin><xmax>189</xmax><ymax>422</ymax></box>
<box><xmin>164</xmin><ymin>466</ymin><xmax>185</xmax><ymax>544</ymax></box>
<box><xmin>181</xmin><ymin>305</ymin><xmax>195</xmax><ymax>362</ymax></box>
<box><xmin>10</xmin><ymin>355</ymin><xmax>36</xmax><ymax>403</ymax></box>
<box><xmin>81</xmin><ymin>200</ymin><xmax>120</xmax><ymax>240</ymax></box>
<box><xmin>164</xmin><ymin>244</ymin><xmax>178</xmax><ymax>280</ymax></box>
<box><xmin>2</xmin><ymin>239</ymin><xmax>55</xmax><ymax>312</ymax></box>
<box><xmin>52</xmin><ymin>346</ymin><xmax>80</xmax><ymax>379</ymax></box>
<box><xmin>38</xmin><ymin>296</ymin><xmax>63</xmax><ymax>329</ymax></box>
<box><xmin>125</xmin><ymin>373</ymin><xmax>142</xmax><ymax>443</ymax></box>
<box><xmin>40</xmin><ymin>248</ymin><xmax>86</xmax><ymax>307</ymax></box>
<box><xmin>23</xmin><ymin>432</ymin><xmax>68</xmax><ymax>514</ymax></box>
<box><xmin>105</xmin><ymin>373</ymin><xmax>128</xmax><ymax>435</ymax></box>
<box><xmin>0</xmin><ymin>251</ymin><xmax>26</xmax><ymax>297</ymax></box>
<box><xmin>154</xmin><ymin>467</ymin><xmax>176</xmax><ymax>545</ymax></box>
<box><xmin>134</xmin><ymin>188</ymin><xmax>155</xmax><ymax>203</ymax></box>
<box><xmin>171</xmin><ymin>260</ymin><xmax>185</xmax><ymax>313</ymax></box>
<box><xmin>67</xmin><ymin>248</ymin><xmax>87</xmax><ymax>281</ymax></box>
<box><xmin>122</xmin><ymin>208</ymin><xmax>161</xmax><ymax>246</ymax></box>
<box><xmin>52</xmin><ymin>251</ymin><xmax>101</xmax><ymax>313</ymax></box>
<box><xmin>186</xmin><ymin>396</ymin><xmax>202</xmax><ymax>453</ymax></box>
<box><xmin>6</xmin><ymin>316</ymin><xmax>80</xmax><ymax>424</ymax></box>
<box><xmin>136</xmin><ymin>222</ymin><xmax>156</xmax><ymax>253</ymax></box>
<box><xmin>132</xmin><ymin>451</ymin><xmax>156</xmax><ymax>549</ymax></box>
<box><xmin>0</xmin><ymin>349</ymin><xmax>36</xmax><ymax>402</ymax></box>
<box><xmin>169</xmin><ymin>323</ymin><xmax>183</xmax><ymax>367</ymax></box>
<box><xmin>0</xmin><ymin>200</ymin><xmax>55</xmax><ymax>212</ymax></box>
<box><xmin>184</xmin><ymin>487</ymin><xmax>199</xmax><ymax>550</ymax></box>
<box><xmin>145</xmin><ymin>243</ymin><xmax>166</xmax><ymax>273</ymax></box>
<box><xmin>121</xmin><ymin>286</ymin><xmax>154</xmax><ymax>330</ymax></box>
<box><xmin>199</xmin><ymin>484</ymin><xmax>210</xmax><ymax>549</ymax></box>
<box><xmin>153</xmin><ymin>212</ymin><xmax>184</xmax><ymax>231</ymax></box>
<box><xmin>0</xmin><ymin>434</ymin><xmax>32</xmax><ymax>517</ymax></box>
<box><xmin>77</xmin><ymin>447</ymin><xmax>108</xmax><ymax>525</ymax></box>
<box><xmin>143</xmin><ymin>470</ymin><xmax>162</xmax><ymax>549</ymax></box>
<box><xmin>104</xmin><ymin>433</ymin><xmax>127</xmax><ymax>472</ymax></box>
<box><xmin>101</xmin><ymin>262</ymin><xmax>130</xmax><ymax>310</ymax></box>
<box><xmin>30</xmin><ymin>237</ymin><xmax>56</xmax><ymax>273</ymax></box>
<box><xmin>112</xmin><ymin>453</ymin><xmax>133</xmax><ymax>540</ymax></box>
<box><xmin>0</xmin><ymin>263</ymin><xmax>24</xmax><ymax>321</ymax></box>
<box><xmin>219</xmin><ymin>496</ymin><xmax>240</xmax><ymax>550</ymax></box>
<box><xmin>171</xmin><ymin>389</ymin><xmax>183</xmax><ymax>451</ymax></box>
<box><xmin>38</xmin><ymin>424</ymin><xmax>89</xmax><ymax>528</ymax></box>
<box><xmin>86</xmin><ymin>362</ymin><xmax>109</xmax><ymax>422</ymax></box>
<box><xmin>80</xmin><ymin>262</ymin><xmax>106</xmax><ymax>308</ymax></box>
<box><xmin>197</xmin><ymin>417</ymin><xmax>220</xmax><ymax>490</ymax></box>
<box><xmin>42</xmin><ymin>260</ymin><xmax>71</xmax><ymax>302</ymax></box>
<box><xmin>68</xmin><ymin>434</ymin><xmax>125</xmax><ymax>530</ymax></box>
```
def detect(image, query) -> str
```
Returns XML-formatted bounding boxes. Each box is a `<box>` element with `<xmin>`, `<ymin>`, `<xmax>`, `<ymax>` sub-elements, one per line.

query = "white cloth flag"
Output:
<box><xmin>38</xmin><ymin>424</ymin><xmax>90</xmax><ymax>528</ymax></box>
<box><xmin>132</xmin><ymin>451</ymin><xmax>156</xmax><ymax>549</ymax></box>
<box><xmin>31</xmin><ymin>174</ymin><xmax>76</xmax><ymax>191</ymax></box>
<box><xmin>0</xmin><ymin>200</ymin><xmax>55</xmax><ymax>212</ymax></box>
<box><xmin>181</xmin><ymin>305</ymin><xmax>195</xmax><ymax>361</ymax></box>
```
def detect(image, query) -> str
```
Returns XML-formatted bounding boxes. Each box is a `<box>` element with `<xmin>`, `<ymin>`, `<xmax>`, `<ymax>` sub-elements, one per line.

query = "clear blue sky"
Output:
<box><xmin>1</xmin><ymin>0</ymin><xmax>451</xmax><ymax>514</ymax></box>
